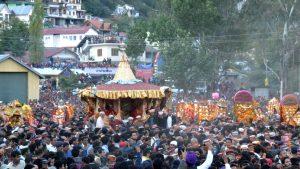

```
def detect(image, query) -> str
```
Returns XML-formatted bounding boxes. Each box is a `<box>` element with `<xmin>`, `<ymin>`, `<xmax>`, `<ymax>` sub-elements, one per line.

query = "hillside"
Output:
<box><xmin>82</xmin><ymin>0</ymin><xmax>156</xmax><ymax>18</ymax></box>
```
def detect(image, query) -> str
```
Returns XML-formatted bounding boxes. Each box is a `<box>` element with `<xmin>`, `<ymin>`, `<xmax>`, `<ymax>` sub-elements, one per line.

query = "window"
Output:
<box><xmin>69</xmin><ymin>36</ymin><xmax>72</xmax><ymax>40</ymax></box>
<box><xmin>45</xmin><ymin>36</ymin><xmax>50</xmax><ymax>40</ymax></box>
<box><xmin>80</xmin><ymin>35</ymin><xmax>82</xmax><ymax>40</ymax></box>
<box><xmin>4</xmin><ymin>14</ymin><xmax>9</xmax><ymax>21</ymax></box>
<box><xmin>145</xmin><ymin>52</ymin><xmax>153</xmax><ymax>59</ymax></box>
<box><xmin>73</xmin><ymin>36</ymin><xmax>76</xmax><ymax>40</ymax></box>
<box><xmin>0</xmin><ymin>15</ymin><xmax>3</xmax><ymax>21</ymax></box>
<box><xmin>111</xmin><ymin>48</ymin><xmax>119</xmax><ymax>56</ymax></box>
<box><xmin>97</xmin><ymin>49</ymin><xmax>102</xmax><ymax>57</ymax></box>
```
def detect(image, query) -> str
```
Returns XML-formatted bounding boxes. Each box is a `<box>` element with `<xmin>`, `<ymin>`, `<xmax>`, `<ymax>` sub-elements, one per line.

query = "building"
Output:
<box><xmin>43</xmin><ymin>26</ymin><xmax>98</xmax><ymax>48</ymax></box>
<box><xmin>0</xmin><ymin>4</ymin><xmax>11</xmax><ymax>23</ymax></box>
<box><xmin>10</xmin><ymin>5</ymin><xmax>33</xmax><ymax>24</ymax></box>
<box><xmin>44</xmin><ymin>0</ymin><xmax>86</xmax><ymax>26</ymax></box>
<box><xmin>113</xmin><ymin>4</ymin><xmax>139</xmax><ymax>18</ymax></box>
<box><xmin>44</xmin><ymin>47</ymin><xmax>79</xmax><ymax>62</ymax></box>
<box><xmin>7</xmin><ymin>1</ymin><xmax>33</xmax><ymax>8</ymax></box>
<box><xmin>76</xmin><ymin>35</ymin><xmax>122</xmax><ymax>62</ymax></box>
<box><xmin>138</xmin><ymin>46</ymin><xmax>158</xmax><ymax>64</ymax></box>
<box><xmin>84</xmin><ymin>18</ymin><xmax>112</xmax><ymax>35</ymax></box>
<box><xmin>0</xmin><ymin>55</ymin><xmax>43</xmax><ymax>103</ymax></box>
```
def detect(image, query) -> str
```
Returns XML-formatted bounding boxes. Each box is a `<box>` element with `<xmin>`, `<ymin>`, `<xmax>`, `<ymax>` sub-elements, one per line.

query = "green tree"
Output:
<box><xmin>126</xmin><ymin>0</ymin><xmax>222</xmax><ymax>92</ymax></box>
<box><xmin>59</xmin><ymin>74</ymin><xmax>84</xmax><ymax>91</ymax></box>
<box><xmin>0</xmin><ymin>17</ymin><xmax>29</xmax><ymax>57</ymax></box>
<box><xmin>125</xmin><ymin>20</ymin><xmax>147</xmax><ymax>61</ymax></box>
<box><xmin>238</xmin><ymin>0</ymin><xmax>300</xmax><ymax>96</ymax></box>
<box><xmin>161</xmin><ymin>37</ymin><xmax>215</xmax><ymax>92</ymax></box>
<box><xmin>171</xmin><ymin>0</ymin><xmax>221</xmax><ymax>36</ymax></box>
<box><xmin>29</xmin><ymin>0</ymin><xmax>44</xmax><ymax>64</ymax></box>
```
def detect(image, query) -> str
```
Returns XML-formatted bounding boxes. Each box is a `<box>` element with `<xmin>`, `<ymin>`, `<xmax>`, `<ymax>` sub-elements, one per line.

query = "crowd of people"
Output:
<box><xmin>31</xmin><ymin>59</ymin><xmax>117</xmax><ymax>70</ymax></box>
<box><xmin>0</xmin><ymin>86</ymin><xmax>299</xmax><ymax>169</ymax></box>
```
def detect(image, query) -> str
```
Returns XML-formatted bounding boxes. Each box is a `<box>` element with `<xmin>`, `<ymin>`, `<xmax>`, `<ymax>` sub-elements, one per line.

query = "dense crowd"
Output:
<box><xmin>0</xmin><ymin>87</ymin><xmax>299</xmax><ymax>169</ymax></box>
<box><xmin>31</xmin><ymin>59</ymin><xmax>117</xmax><ymax>70</ymax></box>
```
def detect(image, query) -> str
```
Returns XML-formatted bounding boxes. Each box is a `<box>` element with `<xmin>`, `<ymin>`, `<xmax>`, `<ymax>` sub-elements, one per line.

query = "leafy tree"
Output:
<box><xmin>0</xmin><ymin>17</ymin><xmax>29</xmax><ymax>57</ymax></box>
<box><xmin>161</xmin><ymin>37</ymin><xmax>215</xmax><ymax>92</ymax></box>
<box><xmin>171</xmin><ymin>0</ymin><xmax>221</xmax><ymax>36</ymax></box>
<box><xmin>238</xmin><ymin>0</ymin><xmax>300</xmax><ymax>95</ymax></box>
<box><xmin>113</xmin><ymin>16</ymin><xmax>134</xmax><ymax>32</ymax></box>
<box><xmin>126</xmin><ymin>0</ymin><xmax>222</xmax><ymax>92</ymax></box>
<box><xmin>82</xmin><ymin>0</ymin><xmax>157</xmax><ymax>18</ymax></box>
<box><xmin>29</xmin><ymin>0</ymin><xmax>44</xmax><ymax>64</ymax></box>
<box><xmin>125</xmin><ymin>20</ymin><xmax>147</xmax><ymax>61</ymax></box>
<box><xmin>83</xmin><ymin>0</ymin><xmax>113</xmax><ymax>17</ymax></box>
<box><xmin>59</xmin><ymin>74</ymin><xmax>84</xmax><ymax>91</ymax></box>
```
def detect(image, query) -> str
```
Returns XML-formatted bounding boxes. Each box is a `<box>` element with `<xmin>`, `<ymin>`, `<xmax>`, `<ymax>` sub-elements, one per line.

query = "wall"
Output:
<box><xmin>88</xmin><ymin>43</ymin><xmax>121</xmax><ymax>62</ymax></box>
<box><xmin>16</xmin><ymin>13</ymin><xmax>31</xmax><ymax>24</ymax></box>
<box><xmin>27</xmin><ymin>71</ymin><xmax>40</xmax><ymax>100</ymax></box>
<box><xmin>52</xmin><ymin>51</ymin><xmax>78</xmax><ymax>60</ymax></box>
<box><xmin>43</xmin><ymin>28</ymin><xmax>98</xmax><ymax>48</ymax></box>
<box><xmin>0</xmin><ymin>59</ymin><xmax>40</xmax><ymax>101</ymax></box>
<box><xmin>0</xmin><ymin>7</ymin><xmax>11</xmax><ymax>22</ymax></box>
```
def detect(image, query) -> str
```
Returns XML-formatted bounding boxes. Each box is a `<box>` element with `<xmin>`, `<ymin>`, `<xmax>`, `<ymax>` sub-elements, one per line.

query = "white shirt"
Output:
<box><xmin>96</xmin><ymin>116</ymin><xmax>104</xmax><ymax>128</ymax></box>
<box><xmin>167</xmin><ymin>116</ymin><xmax>172</xmax><ymax>129</ymax></box>
<box><xmin>7</xmin><ymin>160</ymin><xmax>25</xmax><ymax>169</ymax></box>
<box><xmin>46</xmin><ymin>144</ymin><xmax>57</xmax><ymax>153</ymax></box>
<box><xmin>197</xmin><ymin>150</ymin><xmax>213</xmax><ymax>169</ymax></box>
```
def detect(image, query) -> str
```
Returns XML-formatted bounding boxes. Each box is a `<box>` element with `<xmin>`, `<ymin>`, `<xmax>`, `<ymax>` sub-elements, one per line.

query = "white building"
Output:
<box><xmin>114</xmin><ymin>4</ymin><xmax>139</xmax><ymax>18</ymax></box>
<box><xmin>43</xmin><ymin>26</ymin><xmax>98</xmax><ymax>48</ymax></box>
<box><xmin>76</xmin><ymin>36</ymin><xmax>122</xmax><ymax>62</ymax></box>
<box><xmin>0</xmin><ymin>4</ymin><xmax>11</xmax><ymax>23</ymax></box>
<box><xmin>44</xmin><ymin>47</ymin><xmax>79</xmax><ymax>62</ymax></box>
<box><xmin>44</xmin><ymin>0</ymin><xmax>86</xmax><ymax>26</ymax></box>
<box><xmin>10</xmin><ymin>5</ymin><xmax>33</xmax><ymax>24</ymax></box>
<box><xmin>138</xmin><ymin>46</ymin><xmax>158</xmax><ymax>64</ymax></box>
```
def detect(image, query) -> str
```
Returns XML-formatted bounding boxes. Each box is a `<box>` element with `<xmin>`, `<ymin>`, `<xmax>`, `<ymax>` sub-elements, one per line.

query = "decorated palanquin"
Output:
<box><xmin>267</xmin><ymin>97</ymin><xmax>280</xmax><ymax>114</ymax></box>
<box><xmin>52</xmin><ymin>102</ymin><xmax>75</xmax><ymax>125</ymax></box>
<box><xmin>176</xmin><ymin>102</ymin><xmax>196</xmax><ymax>123</ymax></box>
<box><xmin>233</xmin><ymin>90</ymin><xmax>257</xmax><ymax>124</ymax></box>
<box><xmin>280</xmin><ymin>94</ymin><xmax>300</xmax><ymax>126</ymax></box>
<box><xmin>80</xmin><ymin>51</ymin><xmax>170</xmax><ymax>120</ymax></box>
<box><xmin>198</xmin><ymin>100</ymin><xmax>219</xmax><ymax>122</ymax></box>
<box><xmin>176</xmin><ymin>100</ymin><xmax>221</xmax><ymax>123</ymax></box>
<box><xmin>0</xmin><ymin>100</ymin><xmax>35</xmax><ymax>127</ymax></box>
<box><xmin>217</xmin><ymin>99</ymin><xmax>228</xmax><ymax>116</ymax></box>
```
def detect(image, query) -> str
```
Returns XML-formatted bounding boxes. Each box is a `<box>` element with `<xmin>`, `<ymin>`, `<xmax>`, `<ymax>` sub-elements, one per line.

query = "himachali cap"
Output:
<box><xmin>170</xmin><ymin>141</ymin><xmax>178</xmax><ymax>146</ymax></box>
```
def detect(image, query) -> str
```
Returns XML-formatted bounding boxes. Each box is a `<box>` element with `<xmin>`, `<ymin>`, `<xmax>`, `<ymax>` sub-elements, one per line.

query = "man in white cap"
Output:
<box><xmin>125</xmin><ymin>117</ymin><xmax>134</xmax><ymax>128</ymax></box>
<box><xmin>96</xmin><ymin>111</ymin><xmax>105</xmax><ymax>129</ymax></box>
<box><xmin>167</xmin><ymin>140</ymin><xmax>178</xmax><ymax>157</ymax></box>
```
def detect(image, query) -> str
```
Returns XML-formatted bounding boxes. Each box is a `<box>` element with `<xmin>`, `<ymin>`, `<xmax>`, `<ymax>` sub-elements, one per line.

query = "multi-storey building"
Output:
<box><xmin>76</xmin><ymin>35</ymin><xmax>122</xmax><ymax>62</ymax></box>
<box><xmin>43</xmin><ymin>26</ymin><xmax>98</xmax><ymax>48</ymax></box>
<box><xmin>0</xmin><ymin>4</ymin><xmax>11</xmax><ymax>23</ymax></box>
<box><xmin>43</xmin><ymin>0</ymin><xmax>86</xmax><ymax>26</ymax></box>
<box><xmin>6</xmin><ymin>0</ymin><xmax>87</xmax><ymax>26</ymax></box>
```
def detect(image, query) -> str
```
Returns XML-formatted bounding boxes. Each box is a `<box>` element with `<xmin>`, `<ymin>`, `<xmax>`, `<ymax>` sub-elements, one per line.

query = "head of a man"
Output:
<box><xmin>11</xmin><ymin>150</ymin><xmax>21</xmax><ymax>165</ymax></box>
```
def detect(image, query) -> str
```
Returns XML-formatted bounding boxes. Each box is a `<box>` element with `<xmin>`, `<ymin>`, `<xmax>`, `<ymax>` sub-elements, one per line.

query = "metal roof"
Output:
<box><xmin>0</xmin><ymin>4</ymin><xmax>6</xmax><ymax>11</ymax></box>
<box><xmin>0</xmin><ymin>54</ymin><xmax>44</xmax><ymax>78</ymax></box>
<box><xmin>10</xmin><ymin>5</ymin><xmax>32</xmax><ymax>15</ymax></box>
